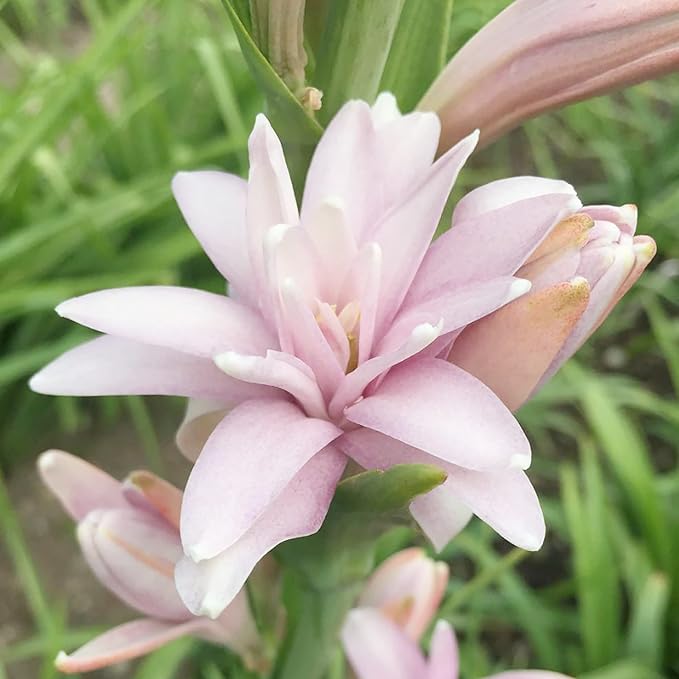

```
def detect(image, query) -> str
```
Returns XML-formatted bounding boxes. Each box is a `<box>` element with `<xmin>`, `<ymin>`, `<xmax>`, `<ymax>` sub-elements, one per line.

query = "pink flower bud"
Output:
<box><xmin>420</xmin><ymin>0</ymin><xmax>679</xmax><ymax>150</ymax></box>
<box><xmin>358</xmin><ymin>548</ymin><xmax>449</xmax><ymax>641</ymax></box>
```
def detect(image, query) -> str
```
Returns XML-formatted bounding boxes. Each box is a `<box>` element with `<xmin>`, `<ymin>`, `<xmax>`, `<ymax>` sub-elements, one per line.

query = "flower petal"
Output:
<box><xmin>55</xmin><ymin>618</ymin><xmax>203</xmax><ymax>674</ymax></box>
<box><xmin>78</xmin><ymin>508</ymin><xmax>188</xmax><ymax>620</ymax></box>
<box><xmin>301</xmin><ymin>101</ymin><xmax>377</xmax><ymax>241</ymax></box>
<box><xmin>30</xmin><ymin>336</ymin><xmax>271</xmax><ymax>401</ymax></box>
<box><xmin>345</xmin><ymin>357</ymin><xmax>531</xmax><ymax>471</ymax></box>
<box><xmin>172</xmin><ymin>171</ymin><xmax>256</xmax><ymax>303</ymax></box>
<box><xmin>371</xmin><ymin>131</ymin><xmax>479</xmax><ymax>337</ymax></box>
<box><xmin>246</xmin><ymin>114</ymin><xmax>299</xmax><ymax>299</ymax></box>
<box><xmin>483</xmin><ymin>672</ymin><xmax>573</xmax><ymax>679</ymax></box>
<box><xmin>37</xmin><ymin>450</ymin><xmax>125</xmax><ymax>521</ymax></box>
<box><xmin>175</xmin><ymin>399</ymin><xmax>230</xmax><ymax>462</ymax></box>
<box><xmin>176</xmin><ymin>445</ymin><xmax>346</xmax><ymax>618</ymax></box>
<box><xmin>341</xmin><ymin>428</ymin><xmax>544</xmax><ymax>552</ymax></box>
<box><xmin>341</xmin><ymin>608</ymin><xmax>428</xmax><ymax>679</ymax></box>
<box><xmin>180</xmin><ymin>399</ymin><xmax>342</xmax><ymax>561</ymax></box>
<box><xmin>408</xmin><ymin>179</ymin><xmax>579</xmax><ymax>302</ymax></box>
<box><xmin>56</xmin><ymin>286</ymin><xmax>276</xmax><ymax>358</ymax></box>
<box><xmin>122</xmin><ymin>471</ymin><xmax>183</xmax><ymax>530</ymax></box>
<box><xmin>448</xmin><ymin>278</ymin><xmax>591</xmax><ymax>411</ymax></box>
<box><xmin>427</xmin><ymin>620</ymin><xmax>459</xmax><ymax>679</ymax></box>
<box><xmin>383</xmin><ymin>276</ymin><xmax>531</xmax><ymax>354</ymax></box>
<box><xmin>215</xmin><ymin>350</ymin><xmax>328</xmax><ymax>419</ymax></box>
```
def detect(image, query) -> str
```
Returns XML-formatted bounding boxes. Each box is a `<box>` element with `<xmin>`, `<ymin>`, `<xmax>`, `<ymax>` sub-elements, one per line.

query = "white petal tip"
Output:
<box><xmin>54</xmin><ymin>651</ymin><xmax>70</xmax><ymax>669</ymax></box>
<box><xmin>197</xmin><ymin>595</ymin><xmax>226</xmax><ymax>620</ymax></box>
<box><xmin>509</xmin><ymin>453</ymin><xmax>531</xmax><ymax>470</ymax></box>
<box><xmin>186</xmin><ymin>544</ymin><xmax>210</xmax><ymax>563</ymax></box>
<box><xmin>522</xmin><ymin>533</ymin><xmax>545</xmax><ymax>552</ymax></box>
<box><xmin>264</xmin><ymin>223</ymin><xmax>293</xmax><ymax>250</ymax></box>
<box><xmin>411</xmin><ymin>321</ymin><xmax>443</xmax><ymax>346</ymax></box>
<box><xmin>37</xmin><ymin>450</ymin><xmax>61</xmax><ymax>473</ymax></box>
<box><xmin>54</xmin><ymin>300</ymin><xmax>68</xmax><ymax>317</ymax></box>
<box><xmin>213</xmin><ymin>350</ymin><xmax>245</xmax><ymax>376</ymax></box>
<box><xmin>510</xmin><ymin>278</ymin><xmax>532</xmax><ymax>298</ymax></box>
<box><xmin>620</xmin><ymin>204</ymin><xmax>638</xmax><ymax>226</ymax></box>
<box><xmin>323</xmin><ymin>195</ymin><xmax>345</xmax><ymax>211</ymax></box>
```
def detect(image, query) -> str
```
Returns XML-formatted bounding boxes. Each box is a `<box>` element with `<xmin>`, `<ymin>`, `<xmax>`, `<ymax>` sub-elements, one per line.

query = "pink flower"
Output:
<box><xmin>342</xmin><ymin>609</ymin><xmax>572</xmax><ymax>679</ymax></box>
<box><xmin>449</xmin><ymin>204</ymin><xmax>657</xmax><ymax>411</ymax></box>
<box><xmin>32</xmin><ymin>94</ymin><xmax>604</xmax><ymax>616</ymax></box>
<box><xmin>420</xmin><ymin>0</ymin><xmax>679</xmax><ymax>149</ymax></box>
<box><xmin>37</xmin><ymin>450</ymin><xmax>263</xmax><ymax>673</ymax></box>
<box><xmin>356</xmin><ymin>547</ymin><xmax>448</xmax><ymax>641</ymax></box>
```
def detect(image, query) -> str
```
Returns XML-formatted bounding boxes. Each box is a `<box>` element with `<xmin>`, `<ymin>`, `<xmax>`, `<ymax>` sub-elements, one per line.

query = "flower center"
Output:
<box><xmin>315</xmin><ymin>300</ymin><xmax>361</xmax><ymax>373</ymax></box>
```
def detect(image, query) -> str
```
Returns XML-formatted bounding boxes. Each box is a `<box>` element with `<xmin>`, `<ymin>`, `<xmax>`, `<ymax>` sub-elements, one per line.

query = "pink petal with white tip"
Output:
<box><xmin>171</xmin><ymin>171</ymin><xmax>255</xmax><ymax>304</ymax></box>
<box><xmin>180</xmin><ymin>399</ymin><xmax>341</xmax><ymax>561</ymax></box>
<box><xmin>56</xmin><ymin>286</ymin><xmax>276</xmax><ymax>358</ymax></box>
<box><xmin>345</xmin><ymin>357</ymin><xmax>531</xmax><ymax>471</ymax></box>
<box><xmin>30</xmin><ymin>335</ymin><xmax>273</xmax><ymax>402</ymax></box>
<box><xmin>176</xmin><ymin>445</ymin><xmax>346</xmax><ymax>618</ymax></box>
<box><xmin>55</xmin><ymin>618</ymin><xmax>205</xmax><ymax>674</ymax></box>
<box><xmin>341</xmin><ymin>608</ymin><xmax>428</xmax><ymax>679</ymax></box>
<box><xmin>37</xmin><ymin>450</ymin><xmax>126</xmax><ymax>521</ymax></box>
<box><xmin>427</xmin><ymin>620</ymin><xmax>459</xmax><ymax>679</ymax></box>
<box><xmin>372</xmin><ymin>130</ymin><xmax>479</xmax><ymax>336</ymax></box>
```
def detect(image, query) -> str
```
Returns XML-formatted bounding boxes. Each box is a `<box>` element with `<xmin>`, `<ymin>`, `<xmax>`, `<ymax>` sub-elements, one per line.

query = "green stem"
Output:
<box><xmin>271</xmin><ymin>573</ymin><xmax>362</xmax><ymax>679</ymax></box>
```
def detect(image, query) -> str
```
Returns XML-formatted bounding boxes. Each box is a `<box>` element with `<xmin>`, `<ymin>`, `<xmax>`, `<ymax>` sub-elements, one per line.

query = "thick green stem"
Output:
<box><xmin>271</xmin><ymin>574</ymin><xmax>363</xmax><ymax>679</ymax></box>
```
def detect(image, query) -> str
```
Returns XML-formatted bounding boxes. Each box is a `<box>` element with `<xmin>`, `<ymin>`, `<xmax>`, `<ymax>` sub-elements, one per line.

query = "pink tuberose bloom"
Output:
<box><xmin>32</xmin><ymin>94</ymin><xmax>600</xmax><ymax>615</ymax></box>
<box><xmin>342</xmin><ymin>609</ymin><xmax>572</xmax><ymax>679</ymax></box>
<box><xmin>37</xmin><ymin>451</ymin><xmax>263</xmax><ymax>673</ymax></box>
<box><xmin>449</xmin><ymin>204</ymin><xmax>657</xmax><ymax>411</ymax></box>
<box><xmin>419</xmin><ymin>0</ymin><xmax>679</xmax><ymax>149</ymax></box>
<box><xmin>356</xmin><ymin>547</ymin><xmax>448</xmax><ymax>642</ymax></box>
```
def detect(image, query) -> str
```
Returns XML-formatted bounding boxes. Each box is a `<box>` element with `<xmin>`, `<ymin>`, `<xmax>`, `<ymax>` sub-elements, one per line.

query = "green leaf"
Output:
<box><xmin>133</xmin><ymin>637</ymin><xmax>195</xmax><ymax>679</ymax></box>
<box><xmin>334</xmin><ymin>464</ymin><xmax>447</xmax><ymax>513</ymax></box>
<box><xmin>314</xmin><ymin>0</ymin><xmax>406</xmax><ymax>122</ymax></box>
<box><xmin>625</xmin><ymin>572</ymin><xmax>669</xmax><ymax>669</ymax></box>
<box><xmin>381</xmin><ymin>0</ymin><xmax>454</xmax><ymax>111</ymax></box>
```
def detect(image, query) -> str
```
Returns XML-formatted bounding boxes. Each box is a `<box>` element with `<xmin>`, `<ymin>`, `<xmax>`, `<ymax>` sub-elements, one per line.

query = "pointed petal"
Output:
<box><xmin>384</xmin><ymin>276</ymin><xmax>531</xmax><ymax>355</ymax></box>
<box><xmin>345</xmin><ymin>357</ymin><xmax>531</xmax><ymax>471</ymax></box>
<box><xmin>78</xmin><ymin>508</ymin><xmax>188</xmax><ymax>620</ymax></box>
<box><xmin>30</xmin><ymin>336</ymin><xmax>272</xmax><ymax>401</ymax></box>
<box><xmin>410</xmin><ymin>484</ymin><xmax>474</xmax><ymax>552</ymax></box>
<box><xmin>542</xmin><ymin>243</ymin><xmax>636</xmax><ymax>381</ymax></box>
<box><xmin>409</xmin><ymin>180</ymin><xmax>579</xmax><ymax>301</ymax></box>
<box><xmin>56</xmin><ymin>286</ymin><xmax>276</xmax><ymax>358</ymax></box>
<box><xmin>301</xmin><ymin>101</ymin><xmax>377</xmax><ymax>241</ymax></box>
<box><xmin>55</xmin><ymin>618</ymin><xmax>202</xmax><ymax>673</ymax></box>
<box><xmin>280</xmin><ymin>277</ymin><xmax>345</xmax><ymax>398</ymax></box>
<box><xmin>448</xmin><ymin>278</ymin><xmax>591</xmax><ymax>411</ymax></box>
<box><xmin>420</xmin><ymin>0</ymin><xmax>679</xmax><ymax>148</ymax></box>
<box><xmin>176</xmin><ymin>445</ymin><xmax>346</xmax><ymax>617</ymax></box>
<box><xmin>341</xmin><ymin>608</ymin><xmax>428</xmax><ymax>679</ymax></box>
<box><xmin>372</xmin><ymin>131</ymin><xmax>479</xmax><ymax>336</ymax></box>
<box><xmin>246</xmin><ymin>114</ymin><xmax>299</xmax><ymax>298</ymax></box>
<box><xmin>180</xmin><ymin>399</ymin><xmax>341</xmax><ymax>561</ymax></box>
<box><xmin>329</xmin><ymin>321</ymin><xmax>442</xmax><ymax>421</ymax></box>
<box><xmin>427</xmin><ymin>620</ymin><xmax>459</xmax><ymax>679</ymax></box>
<box><xmin>215</xmin><ymin>350</ymin><xmax>328</xmax><ymax>419</ymax></box>
<box><xmin>122</xmin><ymin>471</ymin><xmax>183</xmax><ymax>530</ymax></box>
<box><xmin>583</xmin><ymin>204</ymin><xmax>637</xmax><ymax>235</ymax></box>
<box><xmin>341</xmin><ymin>428</ymin><xmax>545</xmax><ymax>552</ymax></box>
<box><xmin>175</xmin><ymin>399</ymin><xmax>229</xmax><ymax>462</ymax></box>
<box><xmin>172</xmin><ymin>171</ymin><xmax>256</xmax><ymax>303</ymax></box>
<box><xmin>37</xmin><ymin>450</ymin><xmax>125</xmax><ymax>521</ymax></box>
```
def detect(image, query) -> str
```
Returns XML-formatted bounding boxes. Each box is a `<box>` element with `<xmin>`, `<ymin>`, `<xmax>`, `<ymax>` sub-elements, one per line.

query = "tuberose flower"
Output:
<box><xmin>37</xmin><ymin>450</ymin><xmax>263</xmax><ymax>673</ymax></box>
<box><xmin>342</xmin><ymin>609</ymin><xmax>572</xmax><ymax>679</ymax></box>
<box><xmin>355</xmin><ymin>547</ymin><xmax>448</xmax><ymax>642</ymax></box>
<box><xmin>420</xmin><ymin>0</ymin><xmax>679</xmax><ymax>149</ymax></box>
<box><xmin>30</xmin><ymin>94</ymin><xmax>650</xmax><ymax>618</ymax></box>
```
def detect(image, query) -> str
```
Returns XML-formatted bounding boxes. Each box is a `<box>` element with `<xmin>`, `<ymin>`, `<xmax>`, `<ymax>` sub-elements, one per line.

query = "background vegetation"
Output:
<box><xmin>0</xmin><ymin>0</ymin><xmax>677</xmax><ymax>677</ymax></box>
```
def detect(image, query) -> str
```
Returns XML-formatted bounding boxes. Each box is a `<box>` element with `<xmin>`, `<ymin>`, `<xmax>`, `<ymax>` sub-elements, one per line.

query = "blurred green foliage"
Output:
<box><xmin>0</xmin><ymin>0</ymin><xmax>678</xmax><ymax>678</ymax></box>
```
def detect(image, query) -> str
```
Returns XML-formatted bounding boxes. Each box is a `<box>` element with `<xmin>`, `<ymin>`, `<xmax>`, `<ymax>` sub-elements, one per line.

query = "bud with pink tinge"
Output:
<box><xmin>38</xmin><ymin>450</ymin><xmax>265</xmax><ymax>674</ymax></box>
<box><xmin>357</xmin><ymin>547</ymin><xmax>448</xmax><ymax>641</ymax></box>
<box><xmin>420</xmin><ymin>0</ymin><xmax>679</xmax><ymax>150</ymax></box>
<box><xmin>342</xmin><ymin>609</ymin><xmax>572</xmax><ymax>679</ymax></box>
<box><xmin>449</xmin><ymin>201</ymin><xmax>656</xmax><ymax>412</ymax></box>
